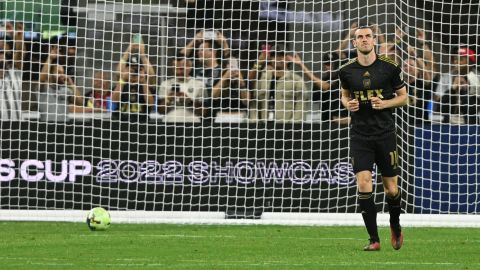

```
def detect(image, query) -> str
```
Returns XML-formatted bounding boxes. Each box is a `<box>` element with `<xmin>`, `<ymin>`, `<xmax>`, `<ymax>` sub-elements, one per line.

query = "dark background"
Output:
<box><xmin>0</xmin><ymin>122</ymin><xmax>416</xmax><ymax>216</ymax></box>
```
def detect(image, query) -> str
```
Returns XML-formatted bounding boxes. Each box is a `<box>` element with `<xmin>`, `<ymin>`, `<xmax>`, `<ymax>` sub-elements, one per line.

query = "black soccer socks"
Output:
<box><xmin>386</xmin><ymin>190</ymin><xmax>402</xmax><ymax>226</ymax></box>
<box><xmin>358</xmin><ymin>192</ymin><xmax>379</xmax><ymax>243</ymax></box>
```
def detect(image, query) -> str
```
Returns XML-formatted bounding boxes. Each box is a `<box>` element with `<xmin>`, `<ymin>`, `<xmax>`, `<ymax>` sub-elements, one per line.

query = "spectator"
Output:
<box><xmin>395</xmin><ymin>27</ymin><xmax>436</xmax><ymax>80</ymax></box>
<box><xmin>38</xmin><ymin>61</ymin><xmax>99</xmax><ymax>122</ymax></box>
<box><xmin>285</xmin><ymin>52</ymin><xmax>348</xmax><ymax>124</ymax></box>
<box><xmin>180</xmin><ymin>30</ymin><xmax>230</xmax><ymax>103</ymax></box>
<box><xmin>3</xmin><ymin>21</ymin><xmax>25</xmax><ymax>71</ymax></box>
<box><xmin>50</xmin><ymin>33</ymin><xmax>77</xmax><ymax>80</ymax></box>
<box><xmin>85</xmin><ymin>71</ymin><xmax>117</xmax><ymax>111</ymax></box>
<box><xmin>0</xmin><ymin>34</ymin><xmax>23</xmax><ymax>120</ymax></box>
<box><xmin>180</xmin><ymin>30</ymin><xmax>239</xmax><ymax>119</ymax></box>
<box><xmin>320</xmin><ymin>52</ymin><xmax>349</xmax><ymax>124</ymax></box>
<box><xmin>287</xmin><ymin>52</ymin><xmax>346</xmax><ymax>124</ymax></box>
<box><xmin>248</xmin><ymin>43</ymin><xmax>273</xmax><ymax>90</ymax></box>
<box><xmin>403</xmin><ymin>57</ymin><xmax>434</xmax><ymax>124</ymax></box>
<box><xmin>11</xmin><ymin>21</ymin><xmax>43</xmax><ymax>111</ymax></box>
<box><xmin>214</xmin><ymin>64</ymin><xmax>250</xmax><ymax>122</ymax></box>
<box><xmin>181</xmin><ymin>30</ymin><xmax>231</xmax><ymax>65</ymax></box>
<box><xmin>249</xmin><ymin>46</ymin><xmax>309</xmax><ymax>122</ymax></box>
<box><xmin>112</xmin><ymin>54</ymin><xmax>155</xmax><ymax>122</ymax></box>
<box><xmin>118</xmin><ymin>41</ymin><xmax>156</xmax><ymax>86</ymax></box>
<box><xmin>287</xmin><ymin>53</ymin><xmax>330</xmax><ymax>92</ymax></box>
<box><xmin>416</xmin><ymin>29</ymin><xmax>436</xmax><ymax>81</ymax></box>
<box><xmin>338</xmin><ymin>22</ymin><xmax>358</xmax><ymax>60</ymax></box>
<box><xmin>378</xmin><ymin>42</ymin><xmax>401</xmax><ymax>64</ymax></box>
<box><xmin>436</xmin><ymin>47</ymin><xmax>480</xmax><ymax>99</ymax></box>
<box><xmin>157</xmin><ymin>56</ymin><xmax>207</xmax><ymax>122</ymax></box>
<box><xmin>438</xmin><ymin>75</ymin><xmax>479</xmax><ymax>124</ymax></box>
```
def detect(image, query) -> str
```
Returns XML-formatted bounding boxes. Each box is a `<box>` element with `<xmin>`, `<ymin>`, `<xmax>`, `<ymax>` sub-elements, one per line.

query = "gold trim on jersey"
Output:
<box><xmin>339</xmin><ymin>58</ymin><xmax>357</xmax><ymax>70</ymax></box>
<box><xmin>378</xmin><ymin>55</ymin><xmax>399</xmax><ymax>67</ymax></box>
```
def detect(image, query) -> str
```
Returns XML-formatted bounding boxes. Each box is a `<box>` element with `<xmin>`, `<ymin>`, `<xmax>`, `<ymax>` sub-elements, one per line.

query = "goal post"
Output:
<box><xmin>0</xmin><ymin>0</ymin><xmax>479</xmax><ymax>227</ymax></box>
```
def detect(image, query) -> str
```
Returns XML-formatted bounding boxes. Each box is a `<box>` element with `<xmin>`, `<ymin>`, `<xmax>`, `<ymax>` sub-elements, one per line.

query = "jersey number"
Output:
<box><xmin>389</xmin><ymin>150</ymin><xmax>398</xmax><ymax>169</ymax></box>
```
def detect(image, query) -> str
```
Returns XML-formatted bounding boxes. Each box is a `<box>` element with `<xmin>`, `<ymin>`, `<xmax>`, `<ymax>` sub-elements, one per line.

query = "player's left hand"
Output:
<box><xmin>371</xmin><ymin>97</ymin><xmax>386</xmax><ymax>110</ymax></box>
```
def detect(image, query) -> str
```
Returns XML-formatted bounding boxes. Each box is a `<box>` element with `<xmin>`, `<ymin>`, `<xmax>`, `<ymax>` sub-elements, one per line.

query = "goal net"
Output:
<box><xmin>0</xmin><ymin>0</ymin><xmax>479</xmax><ymax>226</ymax></box>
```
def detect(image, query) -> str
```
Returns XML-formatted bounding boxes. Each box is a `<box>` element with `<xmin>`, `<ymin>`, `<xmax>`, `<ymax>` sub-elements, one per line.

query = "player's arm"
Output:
<box><xmin>341</xmin><ymin>88</ymin><xmax>359</xmax><ymax>112</ymax></box>
<box><xmin>371</xmin><ymin>86</ymin><xmax>408</xmax><ymax>110</ymax></box>
<box><xmin>339</xmin><ymin>69</ymin><xmax>359</xmax><ymax>112</ymax></box>
<box><xmin>372</xmin><ymin>64</ymin><xmax>408</xmax><ymax>109</ymax></box>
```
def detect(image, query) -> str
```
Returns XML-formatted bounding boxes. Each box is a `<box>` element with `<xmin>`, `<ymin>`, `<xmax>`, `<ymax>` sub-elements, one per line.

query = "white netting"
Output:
<box><xmin>0</xmin><ymin>0</ymin><xmax>479</xmax><ymax>224</ymax></box>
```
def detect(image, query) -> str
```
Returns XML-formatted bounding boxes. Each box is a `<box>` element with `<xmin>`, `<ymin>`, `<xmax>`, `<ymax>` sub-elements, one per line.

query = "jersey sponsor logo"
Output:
<box><xmin>353</xmin><ymin>89</ymin><xmax>384</xmax><ymax>102</ymax></box>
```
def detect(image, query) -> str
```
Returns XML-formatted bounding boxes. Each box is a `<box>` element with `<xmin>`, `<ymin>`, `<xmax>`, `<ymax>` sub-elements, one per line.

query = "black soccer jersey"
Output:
<box><xmin>339</xmin><ymin>55</ymin><xmax>405</xmax><ymax>138</ymax></box>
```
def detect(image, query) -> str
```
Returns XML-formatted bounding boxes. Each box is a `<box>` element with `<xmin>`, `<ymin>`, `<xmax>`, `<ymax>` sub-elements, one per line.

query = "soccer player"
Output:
<box><xmin>338</xmin><ymin>25</ymin><xmax>408</xmax><ymax>251</ymax></box>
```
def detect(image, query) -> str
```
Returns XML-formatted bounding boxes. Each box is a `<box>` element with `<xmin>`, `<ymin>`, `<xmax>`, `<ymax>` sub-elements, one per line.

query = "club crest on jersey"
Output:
<box><xmin>363</xmin><ymin>78</ymin><xmax>371</xmax><ymax>89</ymax></box>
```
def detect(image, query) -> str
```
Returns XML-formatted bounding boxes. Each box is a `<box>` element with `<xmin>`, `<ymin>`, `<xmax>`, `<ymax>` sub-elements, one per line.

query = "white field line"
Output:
<box><xmin>29</xmin><ymin>263</ymin><xmax>74</xmax><ymax>266</ymax></box>
<box><xmin>74</xmin><ymin>233</ymin><xmax>480</xmax><ymax>243</ymax></box>
<box><xmin>136</xmin><ymin>234</ymin><xmax>480</xmax><ymax>243</ymax></box>
<box><xmin>138</xmin><ymin>234</ymin><xmax>363</xmax><ymax>241</ymax></box>
<box><xmin>2</xmin><ymin>257</ymin><xmax>479</xmax><ymax>267</ymax></box>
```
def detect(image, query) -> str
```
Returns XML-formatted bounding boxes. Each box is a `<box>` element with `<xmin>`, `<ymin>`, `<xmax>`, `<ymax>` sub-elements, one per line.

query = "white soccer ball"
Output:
<box><xmin>86</xmin><ymin>207</ymin><xmax>111</xmax><ymax>231</ymax></box>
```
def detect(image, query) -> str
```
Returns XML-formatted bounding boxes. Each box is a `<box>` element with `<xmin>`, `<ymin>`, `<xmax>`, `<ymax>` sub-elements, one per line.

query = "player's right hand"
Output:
<box><xmin>347</xmin><ymin>99</ymin><xmax>359</xmax><ymax>112</ymax></box>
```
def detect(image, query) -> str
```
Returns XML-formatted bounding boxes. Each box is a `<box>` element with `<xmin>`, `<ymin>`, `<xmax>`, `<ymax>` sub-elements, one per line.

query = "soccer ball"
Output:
<box><xmin>86</xmin><ymin>207</ymin><xmax>111</xmax><ymax>231</ymax></box>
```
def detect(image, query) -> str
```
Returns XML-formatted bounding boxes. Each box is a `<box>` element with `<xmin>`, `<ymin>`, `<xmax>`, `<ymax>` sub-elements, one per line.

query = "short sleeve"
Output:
<box><xmin>392</xmin><ymin>65</ymin><xmax>406</xmax><ymax>90</ymax></box>
<box><xmin>339</xmin><ymin>68</ymin><xmax>350</xmax><ymax>90</ymax></box>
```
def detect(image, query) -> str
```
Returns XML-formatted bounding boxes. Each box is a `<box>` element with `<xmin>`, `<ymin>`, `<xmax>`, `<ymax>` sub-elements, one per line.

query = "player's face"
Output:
<box><xmin>353</xmin><ymin>28</ymin><xmax>376</xmax><ymax>55</ymax></box>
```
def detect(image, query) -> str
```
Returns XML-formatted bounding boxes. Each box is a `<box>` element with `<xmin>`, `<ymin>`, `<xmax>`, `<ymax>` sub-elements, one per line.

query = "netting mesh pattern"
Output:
<box><xmin>0</xmin><ymin>0</ymin><xmax>479</xmax><ymax>215</ymax></box>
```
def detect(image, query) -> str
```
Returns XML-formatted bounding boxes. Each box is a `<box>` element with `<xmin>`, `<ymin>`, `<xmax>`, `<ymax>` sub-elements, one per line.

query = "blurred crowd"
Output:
<box><xmin>1</xmin><ymin>19</ymin><xmax>479</xmax><ymax>125</ymax></box>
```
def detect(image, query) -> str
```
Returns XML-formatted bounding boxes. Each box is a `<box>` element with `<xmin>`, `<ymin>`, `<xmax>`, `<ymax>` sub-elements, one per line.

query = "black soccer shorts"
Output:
<box><xmin>350</xmin><ymin>133</ymin><xmax>399</xmax><ymax>177</ymax></box>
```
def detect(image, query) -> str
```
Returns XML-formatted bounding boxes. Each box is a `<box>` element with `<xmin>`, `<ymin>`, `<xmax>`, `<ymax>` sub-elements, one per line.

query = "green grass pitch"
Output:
<box><xmin>0</xmin><ymin>222</ymin><xmax>479</xmax><ymax>269</ymax></box>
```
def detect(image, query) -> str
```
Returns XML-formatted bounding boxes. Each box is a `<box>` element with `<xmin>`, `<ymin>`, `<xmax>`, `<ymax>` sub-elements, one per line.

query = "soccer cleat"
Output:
<box><xmin>390</xmin><ymin>225</ymin><xmax>404</xmax><ymax>250</ymax></box>
<box><xmin>363</xmin><ymin>240</ymin><xmax>381</xmax><ymax>251</ymax></box>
